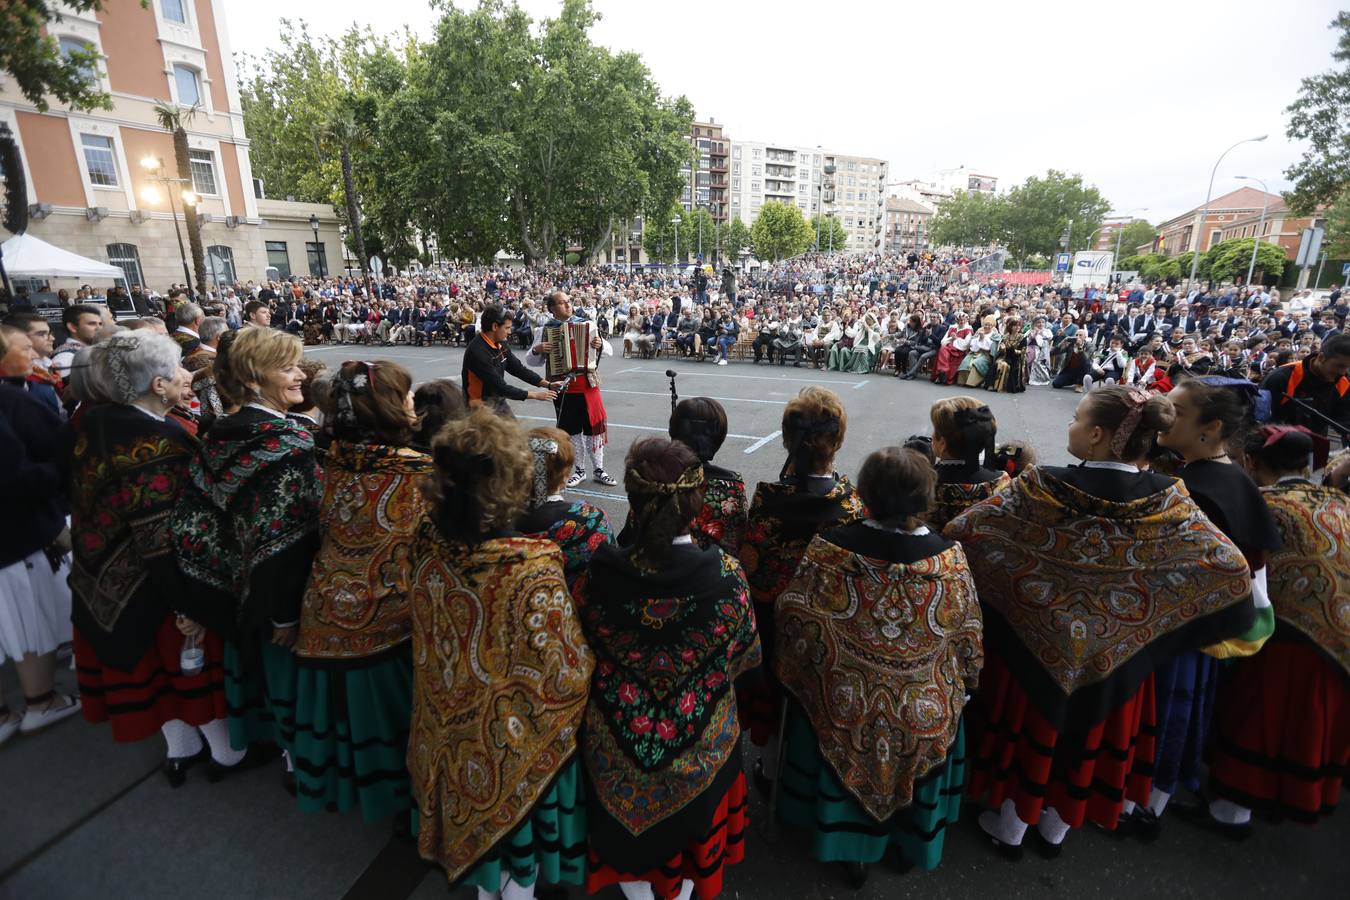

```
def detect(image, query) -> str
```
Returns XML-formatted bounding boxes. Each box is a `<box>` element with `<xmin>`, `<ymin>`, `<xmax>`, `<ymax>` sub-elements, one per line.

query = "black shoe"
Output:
<box><xmin>205</xmin><ymin>744</ymin><xmax>278</xmax><ymax>784</ymax></box>
<box><xmin>282</xmin><ymin>769</ymin><xmax>297</xmax><ymax>796</ymax></box>
<box><xmin>161</xmin><ymin>747</ymin><xmax>208</xmax><ymax>788</ymax></box>
<box><xmin>535</xmin><ymin>887</ymin><xmax>569</xmax><ymax>900</ymax></box>
<box><xmin>891</xmin><ymin>848</ymin><xmax>914</xmax><ymax>875</ymax></box>
<box><xmin>1033</xmin><ymin>831</ymin><xmax>1064</xmax><ymax>860</ymax></box>
<box><xmin>751</xmin><ymin>757</ymin><xmax>773</xmax><ymax>802</ymax></box>
<box><xmin>842</xmin><ymin>862</ymin><xmax>868</xmax><ymax>890</ymax></box>
<box><xmin>1128</xmin><ymin>808</ymin><xmax>1162</xmax><ymax>843</ymax></box>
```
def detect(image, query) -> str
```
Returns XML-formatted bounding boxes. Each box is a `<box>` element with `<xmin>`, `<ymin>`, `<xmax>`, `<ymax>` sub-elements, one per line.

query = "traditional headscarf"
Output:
<box><xmin>625</xmin><ymin>462</ymin><xmax>703</xmax><ymax>567</ymax></box>
<box><xmin>527</xmin><ymin>435</ymin><xmax>560</xmax><ymax>508</ymax></box>
<box><xmin>779</xmin><ymin>410</ymin><xmax>841</xmax><ymax>483</ymax></box>
<box><xmin>952</xmin><ymin>404</ymin><xmax>996</xmax><ymax>470</ymax></box>
<box><xmin>1109</xmin><ymin>388</ymin><xmax>1153</xmax><ymax>459</ymax></box>
<box><xmin>333</xmin><ymin>361</ymin><xmax>378</xmax><ymax>428</ymax></box>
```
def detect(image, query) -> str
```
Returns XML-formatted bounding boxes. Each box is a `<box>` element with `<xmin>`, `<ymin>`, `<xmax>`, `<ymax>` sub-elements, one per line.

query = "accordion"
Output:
<box><xmin>545</xmin><ymin>321</ymin><xmax>597</xmax><ymax>380</ymax></box>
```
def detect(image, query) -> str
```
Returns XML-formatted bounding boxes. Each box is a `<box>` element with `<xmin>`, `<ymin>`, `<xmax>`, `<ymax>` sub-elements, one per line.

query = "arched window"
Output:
<box><xmin>173</xmin><ymin>64</ymin><xmax>200</xmax><ymax>107</ymax></box>
<box><xmin>106</xmin><ymin>243</ymin><xmax>144</xmax><ymax>289</ymax></box>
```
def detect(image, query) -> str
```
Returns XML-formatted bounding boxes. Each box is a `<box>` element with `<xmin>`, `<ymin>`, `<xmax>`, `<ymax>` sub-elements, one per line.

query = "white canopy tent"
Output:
<box><xmin>0</xmin><ymin>232</ymin><xmax>124</xmax><ymax>280</ymax></box>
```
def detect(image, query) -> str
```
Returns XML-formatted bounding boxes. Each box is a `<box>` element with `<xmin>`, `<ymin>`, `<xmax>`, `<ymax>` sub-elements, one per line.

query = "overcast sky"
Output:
<box><xmin>224</xmin><ymin>0</ymin><xmax>1344</xmax><ymax>224</ymax></box>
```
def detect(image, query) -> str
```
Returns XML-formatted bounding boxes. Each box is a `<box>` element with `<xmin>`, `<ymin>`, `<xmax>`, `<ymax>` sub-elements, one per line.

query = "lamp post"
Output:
<box><xmin>671</xmin><ymin>215</ymin><xmax>681</xmax><ymax>268</ymax></box>
<box><xmin>139</xmin><ymin>156</ymin><xmax>194</xmax><ymax>293</ymax></box>
<box><xmin>308</xmin><ymin>213</ymin><xmax>325</xmax><ymax>277</ymax></box>
<box><xmin>1111</xmin><ymin>208</ymin><xmax>1148</xmax><ymax>284</ymax></box>
<box><xmin>1233</xmin><ymin>176</ymin><xmax>1269</xmax><ymax>287</ymax></box>
<box><xmin>1187</xmin><ymin>135</ymin><xmax>1268</xmax><ymax>290</ymax></box>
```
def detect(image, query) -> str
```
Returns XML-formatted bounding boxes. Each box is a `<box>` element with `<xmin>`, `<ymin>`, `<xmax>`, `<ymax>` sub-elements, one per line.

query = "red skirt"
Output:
<box><xmin>966</xmin><ymin>652</ymin><xmax>1156</xmax><ymax>830</ymax></box>
<box><xmin>1208</xmin><ymin>640</ymin><xmax>1350</xmax><ymax>822</ymax></box>
<box><xmin>586</xmin><ymin>772</ymin><xmax>748</xmax><ymax>900</ymax></box>
<box><xmin>75</xmin><ymin>616</ymin><xmax>227</xmax><ymax>743</ymax></box>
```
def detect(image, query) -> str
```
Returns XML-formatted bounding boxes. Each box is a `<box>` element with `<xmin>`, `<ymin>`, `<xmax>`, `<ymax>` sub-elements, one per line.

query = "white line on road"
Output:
<box><xmin>624</xmin><ymin>366</ymin><xmax>862</xmax><ymax>387</ymax></box>
<box><xmin>568</xmin><ymin>487</ymin><xmax>629</xmax><ymax>505</ymax></box>
<box><xmin>519</xmin><ymin>415</ymin><xmax>763</xmax><ymax>441</ymax></box>
<box><xmin>611</xmin><ymin>366</ymin><xmax>644</xmax><ymax>375</ymax></box>
<box><xmin>852</xmin><ymin>380</ymin><xmax>868</xmax><ymax>390</ymax></box>
<box><xmin>743</xmin><ymin>430</ymin><xmax>782</xmax><ymax>455</ymax></box>
<box><xmin>602</xmin><ymin>388</ymin><xmax>785</xmax><ymax>406</ymax></box>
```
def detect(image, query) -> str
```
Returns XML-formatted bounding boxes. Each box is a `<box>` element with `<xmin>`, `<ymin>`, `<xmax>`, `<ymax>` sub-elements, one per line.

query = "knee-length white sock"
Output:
<box><xmin>1121</xmin><ymin>799</ymin><xmax>1137</xmax><ymax>815</ymax></box>
<box><xmin>618</xmin><ymin>882</ymin><xmax>656</xmax><ymax>900</ymax></box>
<box><xmin>500</xmin><ymin>868</ymin><xmax>538</xmax><ymax>900</ymax></box>
<box><xmin>476</xmin><ymin>871</ymin><xmax>510</xmax><ymax>900</ymax></box>
<box><xmin>978</xmin><ymin>797</ymin><xmax>1029</xmax><ymax>846</ymax></box>
<box><xmin>570</xmin><ymin>435</ymin><xmax>589</xmax><ymax>473</ymax></box>
<box><xmin>1209</xmin><ymin>798</ymin><xmax>1252</xmax><ymax>825</ymax></box>
<box><xmin>200</xmin><ymin>717</ymin><xmax>246</xmax><ymax>766</ymax></box>
<box><xmin>161</xmin><ymin>719</ymin><xmax>203</xmax><ymax>759</ymax></box>
<box><xmin>1036</xmin><ymin>806</ymin><xmax>1071</xmax><ymax>845</ymax></box>
<box><xmin>1148</xmin><ymin>787</ymin><xmax>1171</xmax><ymax>817</ymax></box>
<box><xmin>589</xmin><ymin>436</ymin><xmax>605</xmax><ymax>472</ymax></box>
<box><xmin>673</xmin><ymin>879</ymin><xmax>695</xmax><ymax>900</ymax></box>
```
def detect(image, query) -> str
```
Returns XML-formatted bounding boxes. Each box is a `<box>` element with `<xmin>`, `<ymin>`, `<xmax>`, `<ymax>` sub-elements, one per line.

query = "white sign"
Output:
<box><xmin>1069</xmin><ymin>251</ymin><xmax>1114</xmax><ymax>289</ymax></box>
<box><xmin>369</xmin><ymin>255</ymin><xmax>385</xmax><ymax>277</ymax></box>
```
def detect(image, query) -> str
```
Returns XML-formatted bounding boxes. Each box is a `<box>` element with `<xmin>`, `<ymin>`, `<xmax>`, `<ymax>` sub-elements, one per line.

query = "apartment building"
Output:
<box><xmin>937</xmin><ymin>166</ymin><xmax>997</xmax><ymax>196</ymax></box>
<box><xmin>0</xmin><ymin>0</ymin><xmax>341</xmax><ymax>290</ymax></box>
<box><xmin>680</xmin><ymin>120</ymin><xmax>731</xmax><ymax>225</ymax></box>
<box><xmin>729</xmin><ymin>141</ymin><xmax>888</xmax><ymax>253</ymax></box>
<box><xmin>884</xmin><ymin>196</ymin><xmax>935</xmax><ymax>253</ymax></box>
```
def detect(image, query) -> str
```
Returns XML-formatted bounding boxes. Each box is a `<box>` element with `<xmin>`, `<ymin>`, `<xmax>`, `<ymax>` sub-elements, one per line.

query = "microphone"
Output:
<box><xmin>665</xmin><ymin>369</ymin><xmax>678</xmax><ymax>378</ymax></box>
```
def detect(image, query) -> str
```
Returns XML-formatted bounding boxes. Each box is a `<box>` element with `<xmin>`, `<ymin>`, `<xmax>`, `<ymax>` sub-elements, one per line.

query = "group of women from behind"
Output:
<box><xmin>61</xmin><ymin>327</ymin><xmax>1348</xmax><ymax>899</ymax></box>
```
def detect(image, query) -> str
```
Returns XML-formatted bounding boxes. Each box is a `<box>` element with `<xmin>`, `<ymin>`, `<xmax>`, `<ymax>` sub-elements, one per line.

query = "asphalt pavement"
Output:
<box><xmin>2</xmin><ymin>343</ymin><xmax>1345</xmax><ymax>899</ymax></box>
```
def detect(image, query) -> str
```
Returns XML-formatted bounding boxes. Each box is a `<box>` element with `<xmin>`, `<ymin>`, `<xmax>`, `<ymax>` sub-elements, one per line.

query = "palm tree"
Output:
<box><xmin>324</xmin><ymin>107</ymin><xmax>370</xmax><ymax>287</ymax></box>
<box><xmin>153</xmin><ymin>102</ymin><xmax>208</xmax><ymax>299</ymax></box>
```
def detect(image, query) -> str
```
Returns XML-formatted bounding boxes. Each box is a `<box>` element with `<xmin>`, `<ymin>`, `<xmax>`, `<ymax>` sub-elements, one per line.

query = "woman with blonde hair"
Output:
<box><xmin>926</xmin><ymin>396</ymin><xmax>1010</xmax><ymax>531</ymax></box>
<box><xmin>290</xmin><ymin>360</ymin><xmax>431</xmax><ymax>826</ymax></box>
<box><xmin>408</xmin><ymin>408</ymin><xmax>591</xmax><ymax>899</ymax></box>
<box><xmin>173</xmin><ymin>326</ymin><xmax>323</xmax><ymax>775</ymax></box>
<box><xmin>739</xmin><ymin>387</ymin><xmax>864</xmax><ymax>786</ymax></box>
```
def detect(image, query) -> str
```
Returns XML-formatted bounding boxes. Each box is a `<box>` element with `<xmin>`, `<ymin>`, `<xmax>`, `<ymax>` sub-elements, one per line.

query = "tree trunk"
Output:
<box><xmin>174</xmin><ymin>126</ymin><xmax>208</xmax><ymax>298</ymax></box>
<box><xmin>341</xmin><ymin>144</ymin><xmax>368</xmax><ymax>288</ymax></box>
<box><xmin>585</xmin><ymin>216</ymin><xmax>613</xmax><ymax>264</ymax></box>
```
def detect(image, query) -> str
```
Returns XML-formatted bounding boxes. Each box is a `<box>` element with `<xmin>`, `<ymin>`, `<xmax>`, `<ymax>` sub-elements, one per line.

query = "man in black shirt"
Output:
<box><xmin>461</xmin><ymin>304</ymin><xmax>558</xmax><ymax>410</ymax></box>
<box><xmin>1261</xmin><ymin>332</ymin><xmax>1350</xmax><ymax>439</ymax></box>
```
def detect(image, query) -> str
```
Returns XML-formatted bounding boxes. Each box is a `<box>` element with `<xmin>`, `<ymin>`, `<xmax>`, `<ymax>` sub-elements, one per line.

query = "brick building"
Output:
<box><xmin>1151</xmin><ymin>187</ymin><xmax>1282</xmax><ymax>257</ymax></box>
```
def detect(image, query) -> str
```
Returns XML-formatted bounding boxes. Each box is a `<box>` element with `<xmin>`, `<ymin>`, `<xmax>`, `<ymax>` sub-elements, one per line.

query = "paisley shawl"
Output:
<box><xmin>406</xmin><ymin>527</ymin><xmax>592</xmax><ymax>883</ymax></box>
<box><xmin>1260</xmin><ymin>482</ymin><xmax>1350</xmax><ymax>677</ymax></box>
<box><xmin>739</xmin><ymin>475</ymin><xmax>866</xmax><ymax>607</ymax></box>
<box><xmin>928</xmin><ymin>472</ymin><xmax>1011</xmax><ymax>531</ymax></box>
<box><xmin>775</xmin><ymin>537</ymin><xmax>983</xmax><ymax>822</ymax></box>
<box><xmin>295</xmin><ymin>440</ymin><xmax>433</xmax><ymax>661</ymax></box>
<box><xmin>69</xmin><ymin>404</ymin><xmax>195</xmax><ymax>669</ymax></box>
<box><xmin>574</xmin><ymin>544</ymin><xmax>761</xmax><ymax>838</ymax></box>
<box><xmin>944</xmin><ymin>465</ymin><xmax>1254</xmax><ymax>731</ymax></box>
<box><xmin>172</xmin><ymin>408</ymin><xmax>323</xmax><ymax>633</ymax></box>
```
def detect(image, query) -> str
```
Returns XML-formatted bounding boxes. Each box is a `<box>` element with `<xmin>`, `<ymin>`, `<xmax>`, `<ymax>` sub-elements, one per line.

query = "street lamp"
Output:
<box><xmin>671</xmin><ymin>215</ymin><xmax>681</xmax><ymax>267</ymax></box>
<box><xmin>1233</xmin><ymin>176</ymin><xmax>1269</xmax><ymax>287</ymax></box>
<box><xmin>1110</xmin><ymin>207</ymin><xmax>1149</xmax><ymax>283</ymax></box>
<box><xmin>308</xmin><ymin>213</ymin><xmax>325</xmax><ymax>277</ymax></box>
<box><xmin>1188</xmin><ymin>135</ymin><xmax>1268</xmax><ymax>290</ymax></box>
<box><xmin>139</xmin><ymin>155</ymin><xmax>194</xmax><ymax>294</ymax></box>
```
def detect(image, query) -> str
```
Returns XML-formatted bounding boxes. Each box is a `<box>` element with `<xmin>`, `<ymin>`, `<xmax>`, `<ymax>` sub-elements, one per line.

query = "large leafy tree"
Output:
<box><xmin>1001</xmin><ymin>170</ymin><xmax>1111</xmax><ymax>263</ymax></box>
<box><xmin>1112</xmin><ymin>220</ymin><xmax>1158</xmax><ymax>257</ymax></box>
<box><xmin>152</xmin><ymin>102</ymin><xmax>207</xmax><ymax>297</ymax></box>
<box><xmin>719</xmin><ymin>218</ymin><xmax>753</xmax><ymax>262</ymax></box>
<box><xmin>928</xmin><ymin>191</ymin><xmax>1004</xmax><ymax>251</ymax></box>
<box><xmin>751</xmin><ymin>201</ymin><xmax>814</xmax><ymax>261</ymax></box>
<box><xmin>809</xmin><ymin>215</ymin><xmax>849</xmax><ymax>252</ymax></box>
<box><xmin>1324</xmin><ymin>188</ymin><xmax>1350</xmax><ymax>259</ymax></box>
<box><xmin>1283</xmin><ymin>12</ymin><xmax>1350</xmax><ymax>213</ymax></box>
<box><xmin>1205</xmin><ymin>237</ymin><xmax>1287</xmax><ymax>283</ymax></box>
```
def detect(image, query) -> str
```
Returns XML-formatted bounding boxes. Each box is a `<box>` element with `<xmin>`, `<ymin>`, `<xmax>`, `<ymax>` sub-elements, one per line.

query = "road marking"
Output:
<box><xmin>568</xmin><ymin>487</ymin><xmax>629</xmax><ymax>505</ymax></box>
<box><xmin>611</xmin><ymin>366</ymin><xmax>644</xmax><ymax>375</ymax></box>
<box><xmin>624</xmin><ymin>366</ymin><xmax>863</xmax><ymax>387</ymax></box>
<box><xmin>743</xmin><ymin>430</ymin><xmax>782</xmax><ymax>455</ymax></box>
<box><xmin>852</xmin><ymin>380</ymin><xmax>868</xmax><ymax>390</ymax></box>
<box><xmin>519</xmin><ymin>415</ymin><xmax>762</xmax><ymax>441</ymax></box>
<box><xmin>601</xmin><ymin>388</ymin><xmax>786</xmax><ymax>406</ymax></box>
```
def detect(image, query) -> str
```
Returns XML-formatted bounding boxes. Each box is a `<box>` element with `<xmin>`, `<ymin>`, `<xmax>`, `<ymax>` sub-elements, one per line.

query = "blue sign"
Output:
<box><xmin>1342</xmin><ymin>262</ymin><xmax>1350</xmax><ymax>278</ymax></box>
<box><xmin>1055</xmin><ymin>253</ymin><xmax>1071</xmax><ymax>273</ymax></box>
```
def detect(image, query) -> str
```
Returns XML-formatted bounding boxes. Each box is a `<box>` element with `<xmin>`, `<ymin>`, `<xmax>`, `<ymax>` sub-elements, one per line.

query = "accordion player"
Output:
<box><xmin>544</xmin><ymin>320</ymin><xmax>599</xmax><ymax>381</ymax></box>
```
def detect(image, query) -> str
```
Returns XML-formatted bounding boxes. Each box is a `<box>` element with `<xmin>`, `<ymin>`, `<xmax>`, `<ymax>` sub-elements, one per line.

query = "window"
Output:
<box><xmin>266</xmin><ymin>241</ymin><xmax>291</xmax><ymax>279</ymax></box>
<box><xmin>699</xmin><ymin>157</ymin><xmax>710</xmax><ymax>170</ymax></box>
<box><xmin>732</xmin><ymin>146</ymin><xmax>741</xmax><ymax>158</ymax></box>
<box><xmin>751</xmin><ymin>165</ymin><xmax>761</xmax><ymax>176</ymax></box>
<box><xmin>732</xmin><ymin>162</ymin><xmax>740</xmax><ymax>175</ymax></box>
<box><xmin>162</xmin><ymin>0</ymin><xmax>187</xmax><ymax>24</ymax></box>
<box><xmin>207</xmin><ymin>245</ymin><xmax>236</xmax><ymax>285</ymax></box>
<box><xmin>174</xmin><ymin>64</ymin><xmax>200</xmax><ymax>107</ymax></box>
<box><xmin>750</xmin><ymin>181</ymin><xmax>761</xmax><ymax>192</ymax></box>
<box><xmin>752</xmin><ymin>148</ymin><xmax>761</xmax><ymax>158</ymax></box>
<box><xmin>106</xmin><ymin>244</ymin><xmax>144</xmax><ymax>288</ymax></box>
<box><xmin>80</xmin><ymin>134</ymin><xmax>118</xmax><ymax>187</ymax></box>
<box><xmin>306</xmin><ymin>241</ymin><xmax>327</xmax><ymax>277</ymax></box>
<box><xmin>188</xmin><ymin>149</ymin><xmax>217</xmax><ymax>195</ymax></box>
<box><xmin>59</xmin><ymin>37</ymin><xmax>97</xmax><ymax>85</ymax></box>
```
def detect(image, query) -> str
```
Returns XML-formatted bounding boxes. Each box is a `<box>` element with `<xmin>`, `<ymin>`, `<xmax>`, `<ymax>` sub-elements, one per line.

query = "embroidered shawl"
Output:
<box><xmin>1261</xmin><ymin>483</ymin><xmax>1350</xmax><ymax>677</ymax></box>
<box><xmin>739</xmin><ymin>475</ymin><xmax>866</xmax><ymax>607</ymax></box>
<box><xmin>295</xmin><ymin>440</ymin><xmax>432</xmax><ymax>662</ymax></box>
<box><xmin>518</xmin><ymin>498</ymin><xmax>614</xmax><ymax>589</ymax></box>
<box><xmin>775</xmin><ymin>537</ymin><xmax>983</xmax><ymax>822</ymax></box>
<box><xmin>692</xmin><ymin>465</ymin><xmax>749</xmax><ymax>556</ymax></box>
<box><xmin>172</xmin><ymin>408</ymin><xmax>323</xmax><ymax>633</ymax></box>
<box><xmin>69</xmin><ymin>404</ymin><xmax>195</xmax><ymax>669</ymax></box>
<box><xmin>574</xmin><ymin>544</ymin><xmax>761</xmax><ymax>839</ymax></box>
<box><xmin>928</xmin><ymin>472</ymin><xmax>1011</xmax><ymax>532</ymax></box>
<box><xmin>407</xmin><ymin>529</ymin><xmax>592</xmax><ymax>882</ymax></box>
<box><xmin>944</xmin><ymin>465</ymin><xmax>1254</xmax><ymax>731</ymax></box>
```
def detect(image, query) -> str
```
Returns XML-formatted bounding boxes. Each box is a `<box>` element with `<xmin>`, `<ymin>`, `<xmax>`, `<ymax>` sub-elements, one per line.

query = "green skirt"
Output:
<box><xmin>292</xmin><ymin>649</ymin><xmax>413</xmax><ymax>822</ymax></box>
<box><xmin>776</xmin><ymin>706</ymin><xmax>965</xmax><ymax>870</ymax></box>
<box><xmin>224</xmin><ymin>638</ymin><xmax>298</xmax><ymax>753</ymax></box>
<box><xmin>827</xmin><ymin>346</ymin><xmax>875</xmax><ymax>373</ymax></box>
<box><xmin>418</xmin><ymin>756</ymin><xmax>588</xmax><ymax>891</ymax></box>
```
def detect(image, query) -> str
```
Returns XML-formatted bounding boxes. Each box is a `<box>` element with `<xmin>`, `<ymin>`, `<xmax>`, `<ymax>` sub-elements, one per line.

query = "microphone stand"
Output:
<box><xmin>666</xmin><ymin>369</ymin><xmax>678</xmax><ymax>412</ymax></box>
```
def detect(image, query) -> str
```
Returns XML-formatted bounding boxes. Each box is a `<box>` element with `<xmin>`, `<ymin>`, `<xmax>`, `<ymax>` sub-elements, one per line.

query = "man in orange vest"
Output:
<box><xmin>1261</xmin><ymin>332</ymin><xmax>1350</xmax><ymax>439</ymax></box>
